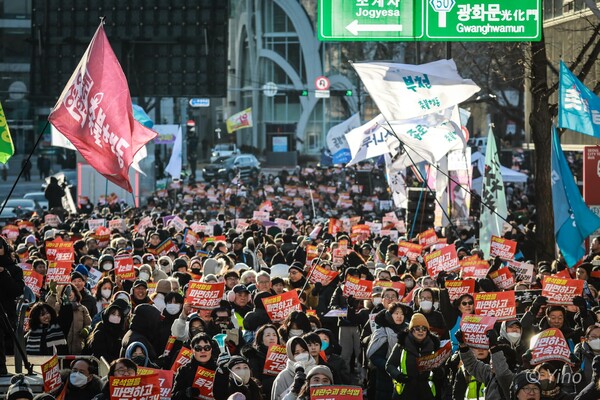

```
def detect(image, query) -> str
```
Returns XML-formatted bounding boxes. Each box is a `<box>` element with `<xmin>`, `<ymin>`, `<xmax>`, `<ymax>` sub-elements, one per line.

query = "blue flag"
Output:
<box><xmin>557</xmin><ymin>61</ymin><xmax>600</xmax><ymax>138</ymax></box>
<box><xmin>551</xmin><ymin>126</ymin><xmax>600</xmax><ymax>266</ymax></box>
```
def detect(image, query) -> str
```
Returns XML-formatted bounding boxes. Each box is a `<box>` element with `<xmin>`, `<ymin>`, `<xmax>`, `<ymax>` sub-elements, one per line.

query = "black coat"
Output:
<box><xmin>172</xmin><ymin>357</ymin><xmax>218</xmax><ymax>400</ymax></box>
<box><xmin>120</xmin><ymin>304</ymin><xmax>161</xmax><ymax>361</ymax></box>
<box><xmin>87</xmin><ymin>306</ymin><xmax>125</xmax><ymax>363</ymax></box>
<box><xmin>57</xmin><ymin>370</ymin><xmax>103</xmax><ymax>400</ymax></box>
<box><xmin>79</xmin><ymin>289</ymin><xmax>98</xmax><ymax>322</ymax></box>
<box><xmin>0</xmin><ymin>257</ymin><xmax>24</xmax><ymax>321</ymax></box>
<box><xmin>242</xmin><ymin>344</ymin><xmax>276</xmax><ymax>400</ymax></box>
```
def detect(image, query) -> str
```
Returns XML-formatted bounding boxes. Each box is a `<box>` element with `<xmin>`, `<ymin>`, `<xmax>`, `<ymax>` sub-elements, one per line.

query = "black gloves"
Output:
<box><xmin>395</xmin><ymin>373</ymin><xmax>409</xmax><ymax>383</ymax></box>
<box><xmin>292</xmin><ymin>367</ymin><xmax>306</xmax><ymax>393</ymax></box>
<box><xmin>487</xmin><ymin>329</ymin><xmax>499</xmax><ymax>348</ymax></box>
<box><xmin>455</xmin><ymin>330</ymin><xmax>464</xmax><ymax>344</ymax></box>
<box><xmin>573</xmin><ymin>295</ymin><xmax>587</xmax><ymax>311</ymax></box>
<box><xmin>436</xmin><ymin>271</ymin><xmax>447</xmax><ymax>288</ymax></box>
<box><xmin>311</xmin><ymin>282</ymin><xmax>323</xmax><ymax>296</ymax></box>
<box><xmin>530</xmin><ymin>295</ymin><xmax>547</xmax><ymax>314</ymax></box>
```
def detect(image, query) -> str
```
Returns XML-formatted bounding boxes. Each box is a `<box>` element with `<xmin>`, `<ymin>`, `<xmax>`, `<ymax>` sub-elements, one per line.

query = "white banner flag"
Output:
<box><xmin>326</xmin><ymin>113</ymin><xmax>361</xmax><ymax>164</ymax></box>
<box><xmin>165</xmin><ymin>126</ymin><xmax>183</xmax><ymax>179</ymax></box>
<box><xmin>384</xmin><ymin>153</ymin><xmax>407</xmax><ymax>209</ymax></box>
<box><xmin>345</xmin><ymin>114</ymin><xmax>399</xmax><ymax>166</ymax></box>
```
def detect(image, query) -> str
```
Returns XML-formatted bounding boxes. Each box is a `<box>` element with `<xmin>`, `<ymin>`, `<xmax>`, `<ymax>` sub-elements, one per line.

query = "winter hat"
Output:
<box><xmin>408</xmin><ymin>313</ymin><xmax>430</xmax><ymax>330</ymax></box>
<box><xmin>70</xmin><ymin>270</ymin><xmax>86</xmax><ymax>282</ymax></box>
<box><xmin>288</xmin><ymin>262</ymin><xmax>305</xmax><ymax>276</ymax></box>
<box><xmin>6</xmin><ymin>374</ymin><xmax>33</xmax><ymax>400</ymax></box>
<box><xmin>74</xmin><ymin>264</ymin><xmax>89</xmax><ymax>278</ymax></box>
<box><xmin>510</xmin><ymin>371</ymin><xmax>540</xmax><ymax>400</ymax></box>
<box><xmin>158</xmin><ymin>256</ymin><xmax>173</xmax><ymax>273</ymax></box>
<box><xmin>306</xmin><ymin>365</ymin><xmax>333</xmax><ymax>383</ymax></box>
<box><xmin>203</xmin><ymin>258</ymin><xmax>220</xmax><ymax>275</ymax></box>
<box><xmin>173</xmin><ymin>257</ymin><xmax>188</xmax><ymax>271</ymax></box>
<box><xmin>156</xmin><ymin>279</ymin><xmax>172</xmax><ymax>295</ymax></box>
<box><xmin>227</xmin><ymin>355</ymin><xmax>249</xmax><ymax>370</ymax></box>
<box><xmin>25</xmin><ymin>235</ymin><xmax>37</xmax><ymax>245</ymax></box>
<box><xmin>138</xmin><ymin>265</ymin><xmax>152</xmax><ymax>280</ymax></box>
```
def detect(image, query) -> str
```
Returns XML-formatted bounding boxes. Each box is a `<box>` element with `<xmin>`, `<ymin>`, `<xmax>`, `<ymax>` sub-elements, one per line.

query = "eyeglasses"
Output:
<box><xmin>383</xmin><ymin>295</ymin><xmax>398</xmax><ymax>300</ymax></box>
<box><xmin>412</xmin><ymin>326</ymin><xmax>428</xmax><ymax>332</ymax></box>
<box><xmin>521</xmin><ymin>386</ymin><xmax>541</xmax><ymax>394</ymax></box>
<box><xmin>114</xmin><ymin>367</ymin><xmax>136</xmax><ymax>376</ymax></box>
<box><xmin>194</xmin><ymin>345</ymin><xmax>212</xmax><ymax>352</ymax></box>
<box><xmin>461</xmin><ymin>301</ymin><xmax>474</xmax><ymax>306</ymax></box>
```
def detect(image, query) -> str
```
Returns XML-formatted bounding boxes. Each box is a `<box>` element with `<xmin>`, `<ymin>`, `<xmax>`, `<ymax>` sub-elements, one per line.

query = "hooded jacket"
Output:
<box><xmin>120</xmin><ymin>304</ymin><xmax>161</xmax><ymax>361</ymax></box>
<box><xmin>86</xmin><ymin>304</ymin><xmax>125</xmax><ymax>363</ymax></box>
<box><xmin>271</xmin><ymin>338</ymin><xmax>317</xmax><ymax>400</ymax></box>
<box><xmin>498</xmin><ymin>321</ymin><xmax>527</xmax><ymax>366</ymax></box>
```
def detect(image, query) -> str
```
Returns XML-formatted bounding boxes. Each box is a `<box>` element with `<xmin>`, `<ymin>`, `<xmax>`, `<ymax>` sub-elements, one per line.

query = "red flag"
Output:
<box><xmin>48</xmin><ymin>22</ymin><xmax>156</xmax><ymax>192</ymax></box>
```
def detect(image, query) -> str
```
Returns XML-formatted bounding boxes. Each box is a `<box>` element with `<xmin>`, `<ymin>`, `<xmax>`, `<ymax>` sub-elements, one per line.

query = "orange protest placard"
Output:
<box><xmin>310</xmin><ymin>386</ymin><xmax>363</xmax><ymax>400</ymax></box>
<box><xmin>306</xmin><ymin>245</ymin><xmax>319</xmax><ymax>267</ymax></box>
<box><xmin>489</xmin><ymin>267</ymin><xmax>515</xmax><ymax>290</ymax></box>
<box><xmin>42</xmin><ymin>354</ymin><xmax>62</xmax><ymax>393</ymax></box>
<box><xmin>109</xmin><ymin>374</ymin><xmax>160</xmax><ymax>400</ymax></box>
<box><xmin>530</xmin><ymin>328</ymin><xmax>573</xmax><ymax>365</ymax></box>
<box><xmin>343</xmin><ymin>276</ymin><xmax>373</xmax><ymax>300</ymax></box>
<box><xmin>192</xmin><ymin>366</ymin><xmax>216</xmax><ymax>400</ymax></box>
<box><xmin>329</xmin><ymin>218</ymin><xmax>343</xmax><ymax>235</ymax></box>
<box><xmin>416</xmin><ymin>340</ymin><xmax>452</xmax><ymax>372</ymax></box>
<box><xmin>351</xmin><ymin>225</ymin><xmax>371</xmax><ymax>243</ymax></box>
<box><xmin>148</xmin><ymin>239</ymin><xmax>180</xmax><ymax>257</ymax></box>
<box><xmin>460</xmin><ymin>256</ymin><xmax>489</xmax><ymax>279</ymax></box>
<box><xmin>425</xmin><ymin>244</ymin><xmax>460</xmax><ymax>278</ymax></box>
<box><xmin>263</xmin><ymin>344</ymin><xmax>288</xmax><ymax>376</ymax></box>
<box><xmin>2</xmin><ymin>225</ymin><xmax>19</xmax><ymax>241</ymax></box>
<box><xmin>418</xmin><ymin>228</ymin><xmax>438</xmax><ymax>247</ymax></box>
<box><xmin>474</xmin><ymin>291</ymin><xmax>516</xmax><ymax>321</ymax></box>
<box><xmin>460</xmin><ymin>315</ymin><xmax>497</xmax><ymax>349</ymax></box>
<box><xmin>490</xmin><ymin>236</ymin><xmax>517</xmax><ymax>259</ymax></box>
<box><xmin>46</xmin><ymin>261</ymin><xmax>72</xmax><ymax>284</ymax></box>
<box><xmin>136</xmin><ymin>367</ymin><xmax>174</xmax><ymax>400</ymax></box>
<box><xmin>261</xmin><ymin>290</ymin><xmax>303</xmax><ymax>322</ymax></box>
<box><xmin>445</xmin><ymin>280</ymin><xmax>475</xmax><ymax>301</ymax></box>
<box><xmin>95</xmin><ymin>227</ymin><xmax>111</xmax><ymax>248</ymax></box>
<box><xmin>542</xmin><ymin>276</ymin><xmax>584</xmax><ymax>305</ymax></box>
<box><xmin>162</xmin><ymin>336</ymin><xmax>177</xmax><ymax>357</ymax></box>
<box><xmin>309</xmin><ymin>265</ymin><xmax>340</xmax><ymax>286</ymax></box>
<box><xmin>373</xmin><ymin>280</ymin><xmax>406</xmax><ymax>297</ymax></box>
<box><xmin>23</xmin><ymin>270</ymin><xmax>43</xmax><ymax>297</ymax></box>
<box><xmin>170</xmin><ymin>347</ymin><xmax>193</xmax><ymax>372</ymax></box>
<box><xmin>184</xmin><ymin>281</ymin><xmax>225</xmax><ymax>309</ymax></box>
<box><xmin>397</xmin><ymin>241</ymin><xmax>423</xmax><ymax>261</ymax></box>
<box><xmin>114</xmin><ymin>256</ymin><xmax>136</xmax><ymax>281</ymax></box>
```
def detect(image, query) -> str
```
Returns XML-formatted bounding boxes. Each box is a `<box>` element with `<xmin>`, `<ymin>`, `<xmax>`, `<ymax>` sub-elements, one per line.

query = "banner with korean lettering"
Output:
<box><xmin>110</xmin><ymin>374</ymin><xmax>160</xmax><ymax>400</ymax></box>
<box><xmin>310</xmin><ymin>386</ymin><xmax>363</xmax><ymax>400</ymax></box>
<box><xmin>460</xmin><ymin>256</ymin><xmax>489</xmax><ymax>279</ymax></box>
<box><xmin>343</xmin><ymin>276</ymin><xmax>373</xmax><ymax>300</ymax></box>
<box><xmin>95</xmin><ymin>226</ymin><xmax>111</xmax><ymax>248</ymax></box>
<box><xmin>42</xmin><ymin>354</ymin><xmax>62</xmax><ymax>393</ymax></box>
<box><xmin>351</xmin><ymin>225</ymin><xmax>371</xmax><ymax>242</ymax></box>
<box><xmin>184</xmin><ymin>281</ymin><xmax>225</xmax><ymax>309</ymax></box>
<box><xmin>416</xmin><ymin>340</ymin><xmax>452</xmax><ymax>372</ymax></box>
<box><xmin>2</xmin><ymin>225</ymin><xmax>18</xmax><ymax>241</ymax></box>
<box><xmin>306</xmin><ymin>245</ymin><xmax>319</xmax><ymax>267</ymax></box>
<box><xmin>507</xmin><ymin>260</ymin><xmax>535</xmax><ymax>283</ymax></box>
<box><xmin>114</xmin><ymin>256</ymin><xmax>136</xmax><ymax>281</ymax></box>
<box><xmin>45</xmin><ymin>214</ymin><xmax>61</xmax><ymax>227</ymax></box>
<box><xmin>148</xmin><ymin>239</ymin><xmax>180</xmax><ymax>257</ymax></box>
<box><xmin>327</xmin><ymin>113</ymin><xmax>361</xmax><ymax>165</ymax></box>
<box><xmin>170</xmin><ymin>347</ymin><xmax>193</xmax><ymax>372</ymax></box>
<box><xmin>345</xmin><ymin>114</ymin><xmax>397</xmax><ymax>167</ymax></box>
<box><xmin>530</xmin><ymin>328</ymin><xmax>573</xmax><ymax>365</ymax></box>
<box><xmin>263</xmin><ymin>344</ymin><xmax>288</xmax><ymax>376</ymax></box>
<box><xmin>309</xmin><ymin>265</ymin><xmax>340</xmax><ymax>286</ymax></box>
<box><xmin>373</xmin><ymin>280</ymin><xmax>406</xmax><ymax>297</ymax></box>
<box><xmin>183</xmin><ymin>228</ymin><xmax>199</xmax><ymax>247</ymax></box>
<box><xmin>425</xmin><ymin>244</ymin><xmax>460</xmax><ymax>278</ymax></box>
<box><xmin>460</xmin><ymin>315</ymin><xmax>497</xmax><ymax>349</ymax></box>
<box><xmin>108</xmin><ymin>218</ymin><xmax>127</xmax><ymax>233</ymax></box>
<box><xmin>489</xmin><ymin>267</ymin><xmax>515</xmax><ymax>290</ymax></box>
<box><xmin>542</xmin><ymin>276</ymin><xmax>584</xmax><ymax>305</ymax></box>
<box><xmin>192</xmin><ymin>366</ymin><xmax>216</xmax><ymax>400</ymax></box>
<box><xmin>445</xmin><ymin>280</ymin><xmax>475</xmax><ymax>302</ymax></box>
<box><xmin>490</xmin><ymin>236</ymin><xmax>517</xmax><ymax>260</ymax></box>
<box><xmin>474</xmin><ymin>291</ymin><xmax>516</xmax><ymax>321</ymax></box>
<box><xmin>46</xmin><ymin>261</ymin><xmax>72</xmax><ymax>284</ymax></box>
<box><xmin>418</xmin><ymin>228</ymin><xmax>438</xmax><ymax>247</ymax></box>
<box><xmin>88</xmin><ymin>218</ymin><xmax>105</xmax><ymax>231</ymax></box>
<box><xmin>23</xmin><ymin>270</ymin><xmax>43</xmax><ymax>297</ymax></box>
<box><xmin>136</xmin><ymin>367</ymin><xmax>174</xmax><ymax>400</ymax></box>
<box><xmin>261</xmin><ymin>290</ymin><xmax>303</xmax><ymax>322</ymax></box>
<box><xmin>397</xmin><ymin>241</ymin><xmax>423</xmax><ymax>261</ymax></box>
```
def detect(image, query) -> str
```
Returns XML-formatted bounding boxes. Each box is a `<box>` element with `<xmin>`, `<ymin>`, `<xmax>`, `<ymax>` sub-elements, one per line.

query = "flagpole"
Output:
<box><xmin>0</xmin><ymin>120</ymin><xmax>49</xmax><ymax>217</ymax></box>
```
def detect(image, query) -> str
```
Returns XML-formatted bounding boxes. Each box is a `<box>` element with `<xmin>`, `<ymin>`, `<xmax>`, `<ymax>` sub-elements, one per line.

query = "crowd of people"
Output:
<box><xmin>1</xmin><ymin>166</ymin><xmax>599</xmax><ymax>400</ymax></box>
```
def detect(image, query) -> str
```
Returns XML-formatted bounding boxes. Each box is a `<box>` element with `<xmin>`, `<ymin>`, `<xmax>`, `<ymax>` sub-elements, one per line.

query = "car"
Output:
<box><xmin>24</xmin><ymin>192</ymin><xmax>49</xmax><ymax>211</ymax></box>
<box><xmin>0</xmin><ymin>198</ymin><xmax>40</xmax><ymax>218</ymax></box>
<box><xmin>210</xmin><ymin>143</ymin><xmax>239</xmax><ymax>162</ymax></box>
<box><xmin>202</xmin><ymin>154</ymin><xmax>261</xmax><ymax>181</ymax></box>
<box><xmin>0</xmin><ymin>207</ymin><xmax>18</xmax><ymax>224</ymax></box>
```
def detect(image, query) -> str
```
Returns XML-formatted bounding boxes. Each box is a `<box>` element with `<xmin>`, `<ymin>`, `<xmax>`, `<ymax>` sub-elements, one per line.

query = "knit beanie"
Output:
<box><xmin>408</xmin><ymin>313</ymin><xmax>430</xmax><ymax>330</ymax></box>
<box><xmin>306</xmin><ymin>365</ymin><xmax>333</xmax><ymax>383</ymax></box>
<box><xmin>510</xmin><ymin>371</ymin><xmax>540</xmax><ymax>400</ymax></box>
<box><xmin>6</xmin><ymin>374</ymin><xmax>33</xmax><ymax>400</ymax></box>
<box><xmin>156</xmin><ymin>279</ymin><xmax>172</xmax><ymax>295</ymax></box>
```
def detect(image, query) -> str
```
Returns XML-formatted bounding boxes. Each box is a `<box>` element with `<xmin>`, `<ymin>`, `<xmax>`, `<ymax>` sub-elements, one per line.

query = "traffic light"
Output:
<box><xmin>405</xmin><ymin>187</ymin><xmax>436</xmax><ymax>234</ymax></box>
<box><xmin>301</xmin><ymin>90</ymin><xmax>309</xmax><ymax>96</ymax></box>
<box><xmin>330</xmin><ymin>90</ymin><xmax>353</xmax><ymax>96</ymax></box>
<box><xmin>345</xmin><ymin>90</ymin><xmax>353</xmax><ymax>96</ymax></box>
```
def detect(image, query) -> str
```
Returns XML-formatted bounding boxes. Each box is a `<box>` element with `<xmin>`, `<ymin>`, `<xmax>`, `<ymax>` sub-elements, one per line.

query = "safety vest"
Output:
<box><xmin>393</xmin><ymin>349</ymin><xmax>436</xmax><ymax>397</ymax></box>
<box><xmin>464</xmin><ymin>374</ymin><xmax>485</xmax><ymax>400</ymax></box>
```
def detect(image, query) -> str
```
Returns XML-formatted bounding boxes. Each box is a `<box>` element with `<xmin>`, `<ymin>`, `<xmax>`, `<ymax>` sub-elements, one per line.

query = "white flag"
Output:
<box><xmin>384</xmin><ymin>153</ymin><xmax>407</xmax><ymax>209</ymax></box>
<box><xmin>351</xmin><ymin>59</ymin><xmax>480</xmax><ymax>122</ymax></box>
<box><xmin>345</xmin><ymin>114</ymin><xmax>399</xmax><ymax>166</ymax></box>
<box><xmin>326</xmin><ymin>113</ymin><xmax>361</xmax><ymax>164</ymax></box>
<box><xmin>165</xmin><ymin>126</ymin><xmax>183</xmax><ymax>179</ymax></box>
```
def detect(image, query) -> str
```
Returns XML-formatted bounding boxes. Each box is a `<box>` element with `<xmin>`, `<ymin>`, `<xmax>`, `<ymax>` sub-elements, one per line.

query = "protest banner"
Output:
<box><xmin>253</xmin><ymin>210</ymin><xmax>270</xmax><ymax>222</ymax></box>
<box><xmin>45</xmin><ymin>214</ymin><xmax>61</xmax><ymax>227</ymax></box>
<box><xmin>109</xmin><ymin>374</ymin><xmax>160</xmax><ymax>400</ymax></box>
<box><xmin>418</xmin><ymin>228</ymin><xmax>438</xmax><ymax>247</ymax></box>
<box><xmin>474</xmin><ymin>291</ymin><xmax>516</xmax><ymax>321</ymax></box>
<box><xmin>445</xmin><ymin>280</ymin><xmax>476</xmax><ymax>302</ymax></box>
<box><xmin>114</xmin><ymin>256</ymin><xmax>136</xmax><ymax>281</ymax></box>
<box><xmin>17</xmin><ymin>220</ymin><xmax>34</xmax><ymax>233</ymax></box>
<box><xmin>42</xmin><ymin>354</ymin><xmax>62</xmax><ymax>393</ymax></box>
<box><xmin>148</xmin><ymin>239</ymin><xmax>180</xmax><ymax>257</ymax></box>
<box><xmin>261</xmin><ymin>290</ymin><xmax>302</xmax><ymax>322</ymax></box>
<box><xmin>425</xmin><ymin>244</ymin><xmax>460</xmax><ymax>278</ymax></box>
<box><xmin>54</xmin><ymin>241</ymin><xmax>74</xmax><ymax>263</ymax></box>
<box><xmin>46</xmin><ymin>261</ymin><xmax>72</xmax><ymax>284</ymax></box>
<box><xmin>136</xmin><ymin>367</ymin><xmax>174</xmax><ymax>400</ymax></box>
<box><xmin>88</xmin><ymin>218</ymin><xmax>106</xmax><ymax>231</ymax></box>
<box><xmin>460</xmin><ymin>256</ymin><xmax>489</xmax><ymax>279</ymax></box>
<box><xmin>263</xmin><ymin>344</ymin><xmax>288</xmax><ymax>376</ymax></box>
<box><xmin>162</xmin><ymin>336</ymin><xmax>177</xmax><ymax>357</ymax></box>
<box><xmin>351</xmin><ymin>225</ymin><xmax>371</xmax><ymax>242</ymax></box>
<box><xmin>507</xmin><ymin>260</ymin><xmax>535</xmax><ymax>283</ymax></box>
<box><xmin>489</xmin><ymin>267</ymin><xmax>515</xmax><ymax>290</ymax></box>
<box><xmin>373</xmin><ymin>280</ymin><xmax>406</xmax><ymax>297</ymax></box>
<box><xmin>306</xmin><ymin>245</ymin><xmax>319</xmax><ymax>266</ymax></box>
<box><xmin>343</xmin><ymin>276</ymin><xmax>373</xmax><ymax>300</ymax></box>
<box><xmin>515</xmin><ymin>289</ymin><xmax>542</xmax><ymax>318</ymax></box>
<box><xmin>397</xmin><ymin>241</ymin><xmax>423</xmax><ymax>261</ymax></box>
<box><xmin>136</xmin><ymin>217</ymin><xmax>152</xmax><ymax>235</ymax></box>
<box><xmin>108</xmin><ymin>218</ymin><xmax>127</xmax><ymax>233</ymax></box>
<box><xmin>309</xmin><ymin>265</ymin><xmax>340</xmax><ymax>286</ymax></box>
<box><xmin>329</xmin><ymin>218</ymin><xmax>344</xmax><ymax>235</ymax></box>
<box><xmin>416</xmin><ymin>340</ymin><xmax>452</xmax><ymax>372</ymax></box>
<box><xmin>490</xmin><ymin>235</ymin><xmax>517</xmax><ymax>259</ymax></box>
<box><xmin>168</xmin><ymin>216</ymin><xmax>188</xmax><ymax>232</ymax></box>
<box><xmin>192</xmin><ymin>366</ymin><xmax>216</xmax><ymax>400</ymax></box>
<box><xmin>310</xmin><ymin>386</ymin><xmax>363</xmax><ymax>400</ymax></box>
<box><xmin>183</xmin><ymin>228</ymin><xmax>199</xmax><ymax>247</ymax></box>
<box><xmin>23</xmin><ymin>270</ymin><xmax>43</xmax><ymax>297</ymax></box>
<box><xmin>184</xmin><ymin>281</ymin><xmax>225</xmax><ymax>309</ymax></box>
<box><xmin>460</xmin><ymin>315</ymin><xmax>497</xmax><ymax>349</ymax></box>
<box><xmin>542</xmin><ymin>276</ymin><xmax>584</xmax><ymax>305</ymax></box>
<box><xmin>554</xmin><ymin>269</ymin><xmax>572</xmax><ymax>279</ymax></box>
<box><xmin>87</xmin><ymin>268</ymin><xmax>103</xmax><ymax>288</ymax></box>
<box><xmin>95</xmin><ymin>226</ymin><xmax>111</xmax><ymax>248</ymax></box>
<box><xmin>18</xmin><ymin>263</ymin><xmax>31</xmax><ymax>271</ymax></box>
<box><xmin>1</xmin><ymin>225</ymin><xmax>18</xmax><ymax>241</ymax></box>
<box><xmin>530</xmin><ymin>328</ymin><xmax>573</xmax><ymax>365</ymax></box>
<box><xmin>170</xmin><ymin>347</ymin><xmax>193</xmax><ymax>372</ymax></box>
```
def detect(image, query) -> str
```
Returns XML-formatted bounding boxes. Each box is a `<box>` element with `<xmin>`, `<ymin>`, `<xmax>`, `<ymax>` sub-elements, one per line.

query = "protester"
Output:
<box><xmin>25</xmin><ymin>302</ymin><xmax>67</xmax><ymax>355</ymax></box>
<box><xmin>91</xmin><ymin>358</ymin><xmax>137</xmax><ymax>400</ymax></box>
<box><xmin>57</xmin><ymin>358</ymin><xmax>103</xmax><ymax>400</ymax></box>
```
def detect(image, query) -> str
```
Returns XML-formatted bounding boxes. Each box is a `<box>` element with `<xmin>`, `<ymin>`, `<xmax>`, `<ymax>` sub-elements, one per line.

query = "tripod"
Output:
<box><xmin>0</xmin><ymin>300</ymin><xmax>34</xmax><ymax>375</ymax></box>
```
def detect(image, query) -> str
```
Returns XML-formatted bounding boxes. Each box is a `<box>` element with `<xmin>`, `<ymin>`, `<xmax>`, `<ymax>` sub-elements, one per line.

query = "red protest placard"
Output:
<box><xmin>136</xmin><ymin>367</ymin><xmax>174</xmax><ymax>400</ymax></box>
<box><xmin>162</xmin><ymin>336</ymin><xmax>177</xmax><ymax>357</ymax></box>
<box><xmin>2</xmin><ymin>225</ymin><xmax>19</xmax><ymax>241</ymax></box>
<box><xmin>460</xmin><ymin>256</ymin><xmax>489</xmax><ymax>279</ymax></box>
<box><xmin>46</xmin><ymin>261</ymin><xmax>72</xmax><ymax>284</ymax></box>
<box><xmin>261</xmin><ymin>290</ymin><xmax>303</xmax><ymax>322</ymax></box>
<box><xmin>148</xmin><ymin>239</ymin><xmax>180</xmax><ymax>257</ymax></box>
<box><xmin>425</xmin><ymin>244</ymin><xmax>460</xmax><ymax>278</ymax></box>
<box><xmin>445</xmin><ymin>280</ymin><xmax>476</xmax><ymax>302</ymax></box>
<box><xmin>542</xmin><ymin>276</ymin><xmax>584</xmax><ymax>305</ymax></box>
<box><xmin>329</xmin><ymin>218</ymin><xmax>343</xmax><ymax>235</ymax></box>
<box><xmin>192</xmin><ymin>366</ymin><xmax>216</xmax><ymax>400</ymax></box>
<box><xmin>489</xmin><ymin>267</ymin><xmax>515</xmax><ymax>290</ymax></box>
<box><xmin>95</xmin><ymin>227</ymin><xmax>111</xmax><ymax>248</ymax></box>
<box><xmin>51</xmin><ymin>241</ymin><xmax>74</xmax><ymax>263</ymax></box>
<box><xmin>343</xmin><ymin>276</ymin><xmax>373</xmax><ymax>300</ymax></box>
<box><xmin>110</xmin><ymin>374</ymin><xmax>160</xmax><ymax>400</ymax></box>
<box><xmin>418</xmin><ymin>228</ymin><xmax>438</xmax><ymax>247</ymax></box>
<box><xmin>474</xmin><ymin>291</ymin><xmax>516</xmax><ymax>321</ymax></box>
<box><xmin>373</xmin><ymin>280</ymin><xmax>406</xmax><ymax>297</ymax></box>
<box><xmin>44</xmin><ymin>214</ymin><xmax>61</xmax><ymax>227</ymax></box>
<box><xmin>416</xmin><ymin>340</ymin><xmax>452</xmax><ymax>372</ymax></box>
<box><xmin>397</xmin><ymin>241</ymin><xmax>423</xmax><ymax>261</ymax></box>
<box><xmin>184</xmin><ymin>281</ymin><xmax>225</xmax><ymax>309</ymax></box>
<box><xmin>460</xmin><ymin>315</ymin><xmax>497</xmax><ymax>349</ymax></box>
<box><xmin>490</xmin><ymin>236</ymin><xmax>517</xmax><ymax>259</ymax></box>
<box><xmin>263</xmin><ymin>344</ymin><xmax>288</xmax><ymax>376</ymax></box>
<box><xmin>23</xmin><ymin>270</ymin><xmax>43</xmax><ymax>297</ymax></box>
<box><xmin>183</xmin><ymin>229</ymin><xmax>199</xmax><ymax>247</ymax></box>
<box><xmin>309</xmin><ymin>265</ymin><xmax>340</xmax><ymax>286</ymax></box>
<box><xmin>506</xmin><ymin>260</ymin><xmax>535</xmax><ymax>283</ymax></box>
<box><xmin>42</xmin><ymin>354</ymin><xmax>62</xmax><ymax>393</ymax></box>
<box><xmin>306</xmin><ymin>245</ymin><xmax>319</xmax><ymax>266</ymax></box>
<box><xmin>170</xmin><ymin>347</ymin><xmax>193</xmax><ymax>372</ymax></box>
<box><xmin>310</xmin><ymin>386</ymin><xmax>363</xmax><ymax>400</ymax></box>
<box><xmin>351</xmin><ymin>225</ymin><xmax>371</xmax><ymax>242</ymax></box>
<box><xmin>530</xmin><ymin>328</ymin><xmax>573</xmax><ymax>365</ymax></box>
<box><xmin>114</xmin><ymin>256</ymin><xmax>136</xmax><ymax>281</ymax></box>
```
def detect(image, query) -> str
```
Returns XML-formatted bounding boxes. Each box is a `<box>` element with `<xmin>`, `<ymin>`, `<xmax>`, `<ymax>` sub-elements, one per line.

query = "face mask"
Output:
<box><xmin>139</xmin><ymin>272</ymin><xmax>150</xmax><ymax>281</ymax></box>
<box><xmin>132</xmin><ymin>355</ymin><xmax>146</xmax><ymax>366</ymax></box>
<box><xmin>101</xmin><ymin>289</ymin><xmax>112</xmax><ymax>299</ymax></box>
<box><xmin>69</xmin><ymin>372</ymin><xmax>88</xmax><ymax>387</ymax></box>
<box><xmin>231</xmin><ymin>368</ymin><xmax>251</xmax><ymax>385</ymax></box>
<box><xmin>539</xmin><ymin>379</ymin><xmax>557</xmax><ymax>391</ymax></box>
<box><xmin>108</xmin><ymin>314</ymin><xmax>121</xmax><ymax>324</ymax></box>
<box><xmin>420</xmin><ymin>300</ymin><xmax>433</xmax><ymax>312</ymax></box>
<box><xmin>372</xmin><ymin>297</ymin><xmax>382</xmax><ymax>306</ymax></box>
<box><xmin>166</xmin><ymin>304</ymin><xmax>182</xmax><ymax>315</ymax></box>
<box><xmin>294</xmin><ymin>352</ymin><xmax>310</xmax><ymax>363</ymax></box>
<box><xmin>589</xmin><ymin>338</ymin><xmax>600</xmax><ymax>350</ymax></box>
<box><xmin>506</xmin><ymin>332</ymin><xmax>521</xmax><ymax>344</ymax></box>
<box><xmin>289</xmin><ymin>329</ymin><xmax>304</xmax><ymax>338</ymax></box>
<box><xmin>321</xmin><ymin>341</ymin><xmax>330</xmax><ymax>351</ymax></box>
<box><xmin>102</xmin><ymin>263</ymin><xmax>112</xmax><ymax>271</ymax></box>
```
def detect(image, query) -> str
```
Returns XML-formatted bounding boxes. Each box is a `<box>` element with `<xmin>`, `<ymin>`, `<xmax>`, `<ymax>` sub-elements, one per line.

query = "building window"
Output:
<box><xmin>307</xmin><ymin>132</ymin><xmax>320</xmax><ymax>152</ymax></box>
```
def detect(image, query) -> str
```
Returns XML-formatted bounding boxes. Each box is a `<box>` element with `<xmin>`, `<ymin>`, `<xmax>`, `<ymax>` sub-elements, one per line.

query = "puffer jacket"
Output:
<box><xmin>86</xmin><ymin>303</ymin><xmax>125</xmax><ymax>362</ymax></box>
<box><xmin>120</xmin><ymin>303</ymin><xmax>161</xmax><ymax>361</ymax></box>
<box><xmin>271</xmin><ymin>338</ymin><xmax>317</xmax><ymax>400</ymax></box>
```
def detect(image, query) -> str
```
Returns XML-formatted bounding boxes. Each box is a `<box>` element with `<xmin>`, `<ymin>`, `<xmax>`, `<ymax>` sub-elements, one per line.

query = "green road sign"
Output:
<box><xmin>318</xmin><ymin>0</ymin><xmax>542</xmax><ymax>42</ymax></box>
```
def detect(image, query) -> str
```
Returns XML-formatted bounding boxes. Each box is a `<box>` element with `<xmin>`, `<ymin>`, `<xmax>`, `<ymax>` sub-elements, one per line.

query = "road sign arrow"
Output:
<box><xmin>345</xmin><ymin>20</ymin><xmax>403</xmax><ymax>36</ymax></box>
